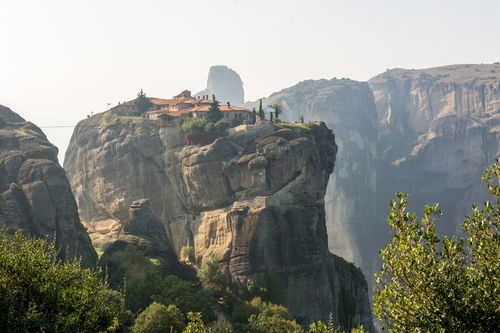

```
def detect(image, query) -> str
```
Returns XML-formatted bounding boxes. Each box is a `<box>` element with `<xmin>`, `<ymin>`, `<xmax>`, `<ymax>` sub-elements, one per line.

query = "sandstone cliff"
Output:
<box><xmin>195</xmin><ymin>65</ymin><xmax>245</xmax><ymax>105</ymax></box>
<box><xmin>64</xmin><ymin>113</ymin><xmax>374</xmax><ymax>329</ymax></box>
<box><xmin>243</xmin><ymin>66</ymin><xmax>500</xmax><ymax>294</ymax></box>
<box><xmin>244</xmin><ymin>79</ymin><xmax>379</xmax><ymax>283</ymax></box>
<box><xmin>0</xmin><ymin>105</ymin><xmax>96</xmax><ymax>266</ymax></box>
<box><xmin>369</xmin><ymin>64</ymin><xmax>500</xmax><ymax>237</ymax></box>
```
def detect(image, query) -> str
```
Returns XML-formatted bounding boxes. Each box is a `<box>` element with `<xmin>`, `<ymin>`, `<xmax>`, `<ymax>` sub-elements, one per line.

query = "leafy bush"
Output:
<box><xmin>181</xmin><ymin>246</ymin><xmax>195</xmax><ymax>262</ymax></box>
<box><xmin>0</xmin><ymin>230</ymin><xmax>125</xmax><ymax>332</ymax></box>
<box><xmin>182</xmin><ymin>312</ymin><xmax>209</xmax><ymax>333</ymax></box>
<box><xmin>246</xmin><ymin>297</ymin><xmax>300</xmax><ymax>333</ymax></box>
<box><xmin>182</xmin><ymin>118</ymin><xmax>207</xmax><ymax>134</ymax></box>
<box><xmin>209</xmin><ymin>317</ymin><xmax>234</xmax><ymax>332</ymax></box>
<box><xmin>133</xmin><ymin>302</ymin><xmax>184</xmax><ymax>333</ymax></box>
<box><xmin>214</xmin><ymin>120</ymin><xmax>230</xmax><ymax>135</ymax></box>
<box><xmin>198</xmin><ymin>257</ymin><xmax>229</xmax><ymax>298</ymax></box>
<box><xmin>153</xmin><ymin>275</ymin><xmax>216</xmax><ymax>323</ymax></box>
<box><xmin>373</xmin><ymin>161</ymin><xmax>500</xmax><ymax>332</ymax></box>
<box><xmin>100</xmin><ymin>243</ymin><xmax>163</xmax><ymax>313</ymax></box>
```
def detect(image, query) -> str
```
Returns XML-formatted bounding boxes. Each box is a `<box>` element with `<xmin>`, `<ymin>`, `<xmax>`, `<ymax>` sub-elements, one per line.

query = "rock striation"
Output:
<box><xmin>368</xmin><ymin>63</ymin><xmax>500</xmax><ymax>243</ymax></box>
<box><xmin>64</xmin><ymin>113</ymin><xmax>374</xmax><ymax>330</ymax></box>
<box><xmin>0</xmin><ymin>105</ymin><xmax>96</xmax><ymax>266</ymax></box>
<box><xmin>244</xmin><ymin>79</ymin><xmax>379</xmax><ymax>281</ymax></box>
<box><xmin>244</xmin><ymin>66</ymin><xmax>500</xmax><ymax>294</ymax></box>
<box><xmin>195</xmin><ymin>65</ymin><xmax>245</xmax><ymax>105</ymax></box>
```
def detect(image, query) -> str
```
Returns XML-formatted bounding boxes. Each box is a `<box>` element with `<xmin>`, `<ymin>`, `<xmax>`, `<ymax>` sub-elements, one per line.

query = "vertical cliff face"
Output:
<box><xmin>244</xmin><ymin>79</ymin><xmax>379</xmax><ymax>280</ymax></box>
<box><xmin>0</xmin><ymin>105</ymin><xmax>96</xmax><ymax>267</ymax></box>
<box><xmin>369</xmin><ymin>64</ymin><xmax>500</xmax><ymax>236</ymax></box>
<box><xmin>195</xmin><ymin>65</ymin><xmax>245</xmax><ymax>105</ymax></box>
<box><xmin>65</xmin><ymin>114</ymin><xmax>374</xmax><ymax>330</ymax></box>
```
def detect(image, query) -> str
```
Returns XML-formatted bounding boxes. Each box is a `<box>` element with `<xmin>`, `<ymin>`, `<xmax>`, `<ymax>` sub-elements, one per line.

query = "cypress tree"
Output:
<box><xmin>258</xmin><ymin>99</ymin><xmax>265</xmax><ymax>120</ymax></box>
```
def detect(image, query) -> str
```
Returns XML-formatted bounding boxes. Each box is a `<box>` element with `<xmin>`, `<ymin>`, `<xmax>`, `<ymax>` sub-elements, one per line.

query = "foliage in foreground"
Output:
<box><xmin>133</xmin><ymin>302</ymin><xmax>184</xmax><ymax>333</ymax></box>
<box><xmin>0</xmin><ymin>231</ymin><xmax>125</xmax><ymax>332</ymax></box>
<box><xmin>374</xmin><ymin>161</ymin><xmax>500</xmax><ymax>332</ymax></box>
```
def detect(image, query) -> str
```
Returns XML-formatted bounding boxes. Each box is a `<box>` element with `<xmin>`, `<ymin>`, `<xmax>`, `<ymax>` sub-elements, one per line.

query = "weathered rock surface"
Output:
<box><xmin>100</xmin><ymin>198</ymin><xmax>181</xmax><ymax>272</ymax></box>
<box><xmin>195</xmin><ymin>65</ymin><xmax>245</xmax><ymax>105</ymax></box>
<box><xmin>65</xmin><ymin>113</ymin><xmax>374</xmax><ymax>329</ymax></box>
<box><xmin>0</xmin><ymin>105</ymin><xmax>96</xmax><ymax>266</ymax></box>
<box><xmin>368</xmin><ymin>63</ymin><xmax>500</xmax><ymax>247</ymax></box>
<box><xmin>244</xmin><ymin>79</ymin><xmax>379</xmax><ymax>283</ymax></box>
<box><xmin>244</xmin><ymin>66</ymin><xmax>500</xmax><ymax>294</ymax></box>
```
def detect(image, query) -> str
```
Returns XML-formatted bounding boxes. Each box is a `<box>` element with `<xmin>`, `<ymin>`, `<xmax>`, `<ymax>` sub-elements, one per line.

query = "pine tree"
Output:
<box><xmin>207</xmin><ymin>99</ymin><xmax>222</xmax><ymax>123</ymax></box>
<box><xmin>134</xmin><ymin>89</ymin><xmax>153</xmax><ymax>113</ymax></box>
<box><xmin>251</xmin><ymin>107</ymin><xmax>257</xmax><ymax>124</ymax></box>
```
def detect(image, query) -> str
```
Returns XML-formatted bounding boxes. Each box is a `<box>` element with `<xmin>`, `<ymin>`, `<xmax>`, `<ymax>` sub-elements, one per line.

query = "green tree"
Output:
<box><xmin>182</xmin><ymin>118</ymin><xmax>208</xmax><ymax>134</ymax></box>
<box><xmin>152</xmin><ymin>275</ymin><xmax>216</xmax><ymax>323</ymax></box>
<box><xmin>198</xmin><ymin>257</ymin><xmax>229</xmax><ymax>299</ymax></box>
<box><xmin>251</xmin><ymin>107</ymin><xmax>257</xmax><ymax>124</ymax></box>
<box><xmin>214</xmin><ymin>120</ymin><xmax>230</xmax><ymax>135</ymax></box>
<box><xmin>182</xmin><ymin>312</ymin><xmax>209</xmax><ymax>333</ymax></box>
<box><xmin>0</xmin><ymin>230</ymin><xmax>125</xmax><ymax>332</ymax></box>
<box><xmin>209</xmin><ymin>317</ymin><xmax>234</xmax><ymax>332</ymax></box>
<box><xmin>207</xmin><ymin>100</ymin><xmax>223</xmax><ymax>123</ymax></box>
<box><xmin>258</xmin><ymin>99</ymin><xmax>265</xmax><ymax>120</ymax></box>
<box><xmin>134</xmin><ymin>89</ymin><xmax>153</xmax><ymax>113</ymax></box>
<box><xmin>269</xmin><ymin>104</ymin><xmax>282</xmax><ymax>119</ymax></box>
<box><xmin>133</xmin><ymin>302</ymin><xmax>185</xmax><ymax>333</ymax></box>
<box><xmin>246</xmin><ymin>297</ymin><xmax>302</xmax><ymax>333</ymax></box>
<box><xmin>100</xmin><ymin>244</ymin><xmax>163</xmax><ymax>313</ymax></box>
<box><xmin>373</xmin><ymin>161</ymin><xmax>500</xmax><ymax>332</ymax></box>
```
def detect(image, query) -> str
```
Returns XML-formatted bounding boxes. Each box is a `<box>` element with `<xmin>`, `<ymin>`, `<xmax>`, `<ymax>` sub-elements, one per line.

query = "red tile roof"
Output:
<box><xmin>189</xmin><ymin>105</ymin><xmax>249</xmax><ymax>112</ymax></box>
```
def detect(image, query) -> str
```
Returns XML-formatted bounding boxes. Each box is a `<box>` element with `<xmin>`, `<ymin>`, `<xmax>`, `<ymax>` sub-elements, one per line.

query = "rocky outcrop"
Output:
<box><xmin>0</xmin><ymin>105</ymin><xmax>96</xmax><ymax>267</ymax></box>
<box><xmin>244</xmin><ymin>79</ymin><xmax>379</xmax><ymax>284</ymax></box>
<box><xmin>195</xmin><ymin>65</ymin><xmax>245</xmax><ymax>105</ymax></box>
<box><xmin>369</xmin><ymin>64</ymin><xmax>500</xmax><ymax>237</ymax></box>
<box><xmin>100</xmin><ymin>198</ymin><xmax>182</xmax><ymax>274</ymax></box>
<box><xmin>65</xmin><ymin>113</ymin><xmax>374</xmax><ymax>330</ymax></box>
<box><xmin>243</xmin><ymin>66</ymin><xmax>500</xmax><ymax>295</ymax></box>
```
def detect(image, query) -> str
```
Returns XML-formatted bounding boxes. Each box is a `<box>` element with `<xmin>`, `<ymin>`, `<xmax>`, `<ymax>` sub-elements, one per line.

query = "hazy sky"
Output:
<box><xmin>1</xmin><ymin>0</ymin><xmax>499</xmax><ymax>161</ymax></box>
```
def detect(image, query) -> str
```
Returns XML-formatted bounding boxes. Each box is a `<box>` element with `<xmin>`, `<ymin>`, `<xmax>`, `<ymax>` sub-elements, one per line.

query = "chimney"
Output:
<box><xmin>227</xmin><ymin>102</ymin><xmax>230</xmax><ymax>107</ymax></box>
<box><xmin>212</xmin><ymin>94</ymin><xmax>216</xmax><ymax>101</ymax></box>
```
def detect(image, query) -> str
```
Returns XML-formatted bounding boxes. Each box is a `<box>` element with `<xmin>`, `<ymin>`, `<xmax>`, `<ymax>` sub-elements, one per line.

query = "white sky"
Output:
<box><xmin>1</xmin><ymin>0</ymin><xmax>499</xmax><ymax>161</ymax></box>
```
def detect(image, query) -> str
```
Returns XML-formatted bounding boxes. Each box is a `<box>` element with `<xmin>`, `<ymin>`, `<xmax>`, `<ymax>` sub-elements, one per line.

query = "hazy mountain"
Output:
<box><xmin>195</xmin><ymin>65</ymin><xmax>245</xmax><ymax>106</ymax></box>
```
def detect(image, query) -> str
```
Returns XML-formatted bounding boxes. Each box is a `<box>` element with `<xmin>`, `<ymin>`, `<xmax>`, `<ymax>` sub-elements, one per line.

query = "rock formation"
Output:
<box><xmin>0</xmin><ymin>105</ymin><xmax>96</xmax><ymax>267</ymax></box>
<box><xmin>243</xmin><ymin>64</ymin><xmax>500</xmax><ymax>294</ymax></box>
<box><xmin>244</xmin><ymin>79</ymin><xmax>379</xmax><ymax>280</ymax></box>
<box><xmin>64</xmin><ymin>113</ymin><xmax>374</xmax><ymax>330</ymax></box>
<box><xmin>368</xmin><ymin>63</ymin><xmax>500</xmax><ymax>250</ymax></box>
<box><xmin>195</xmin><ymin>65</ymin><xmax>245</xmax><ymax>105</ymax></box>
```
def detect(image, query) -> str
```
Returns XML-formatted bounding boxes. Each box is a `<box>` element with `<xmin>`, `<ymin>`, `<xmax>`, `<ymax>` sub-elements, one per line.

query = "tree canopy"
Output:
<box><xmin>0</xmin><ymin>230</ymin><xmax>125</xmax><ymax>332</ymax></box>
<box><xmin>373</xmin><ymin>161</ymin><xmax>500</xmax><ymax>332</ymax></box>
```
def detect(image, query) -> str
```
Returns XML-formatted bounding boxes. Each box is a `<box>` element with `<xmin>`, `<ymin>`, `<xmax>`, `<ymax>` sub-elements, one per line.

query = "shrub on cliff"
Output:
<box><xmin>152</xmin><ymin>275</ymin><xmax>216</xmax><ymax>323</ymax></box>
<box><xmin>0</xmin><ymin>230</ymin><xmax>125</xmax><ymax>332</ymax></box>
<box><xmin>182</xmin><ymin>118</ymin><xmax>207</xmax><ymax>134</ymax></box>
<box><xmin>374</xmin><ymin>161</ymin><xmax>500</xmax><ymax>332</ymax></box>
